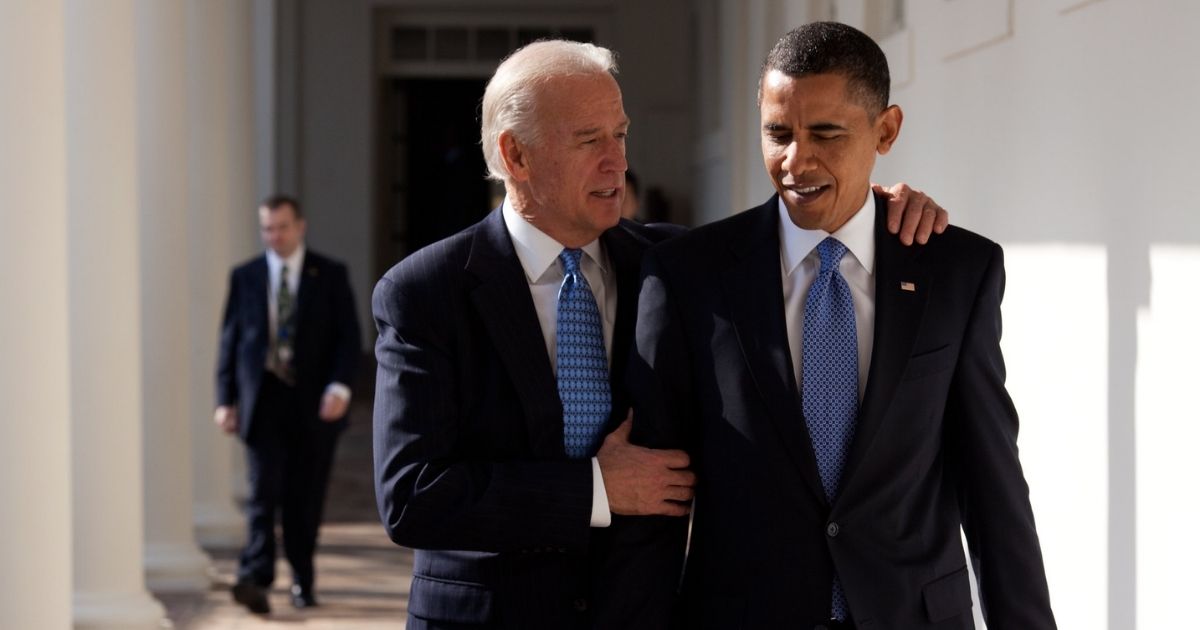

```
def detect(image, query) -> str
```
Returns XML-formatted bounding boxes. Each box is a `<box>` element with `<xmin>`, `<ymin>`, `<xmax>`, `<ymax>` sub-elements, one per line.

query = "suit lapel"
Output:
<box><xmin>250</xmin><ymin>256</ymin><xmax>270</xmax><ymax>343</ymax></box>
<box><xmin>465</xmin><ymin>209</ymin><xmax>564</xmax><ymax>458</ymax></box>
<box><xmin>722</xmin><ymin>199</ymin><xmax>829</xmax><ymax>507</ymax></box>
<box><xmin>601</xmin><ymin>223</ymin><xmax>644</xmax><ymax>429</ymax></box>
<box><xmin>294</xmin><ymin>251</ymin><xmax>317</xmax><ymax>334</ymax></box>
<box><xmin>840</xmin><ymin>195</ymin><xmax>930</xmax><ymax>492</ymax></box>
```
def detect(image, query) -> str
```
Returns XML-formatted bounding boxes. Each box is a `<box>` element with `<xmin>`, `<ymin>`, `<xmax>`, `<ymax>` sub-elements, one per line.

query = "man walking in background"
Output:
<box><xmin>215</xmin><ymin>194</ymin><xmax>361</xmax><ymax>614</ymax></box>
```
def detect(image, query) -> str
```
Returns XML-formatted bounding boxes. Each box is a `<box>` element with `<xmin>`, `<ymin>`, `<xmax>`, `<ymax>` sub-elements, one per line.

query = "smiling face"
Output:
<box><xmin>500</xmin><ymin>72</ymin><xmax>629</xmax><ymax>247</ymax></box>
<box><xmin>760</xmin><ymin>70</ymin><xmax>901</xmax><ymax>233</ymax></box>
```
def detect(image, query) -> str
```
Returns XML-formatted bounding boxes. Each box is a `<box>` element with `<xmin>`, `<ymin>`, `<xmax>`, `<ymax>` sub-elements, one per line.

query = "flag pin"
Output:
<box><xmin>900</xmin><ymin>281</ymin><xmax>916</xmax><ymax>292</ymax></box>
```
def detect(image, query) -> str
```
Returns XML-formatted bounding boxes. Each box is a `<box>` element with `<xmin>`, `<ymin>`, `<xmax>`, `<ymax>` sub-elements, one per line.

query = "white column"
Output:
<box><xmin>137</xmin><ymin>0</ymin><xmax>215</xmax><ymax>593</ymax></box>
<box><xmin>188</xmin><ymin>0</ymin><xmax>260</xmax><ymax>549</ymax></box>
<box><xmin>0</xmin><ymin>3</ymin><xmax>73</xmax><ymax>629</ymax></box>
<box><xmin>63</xmin><ymin>0</ymin><xmax>168</xmax><ymax>627</ymax></box>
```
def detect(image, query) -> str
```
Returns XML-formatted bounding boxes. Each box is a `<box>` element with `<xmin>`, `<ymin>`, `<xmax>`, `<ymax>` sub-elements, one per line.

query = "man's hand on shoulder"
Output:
<box><xmin>597</xmin><ymin>415</ymin><xmax>695</xmax><ymax>517</ymax></box>
<box><xmin>214</xmin><ymin>405</ymin><xmax>238</xmax><ymax>434</ymax></box>
<box><xmin>876</xmin><ymin>182</ymin><xmax>950</xmax><ymax>245</ymax></box>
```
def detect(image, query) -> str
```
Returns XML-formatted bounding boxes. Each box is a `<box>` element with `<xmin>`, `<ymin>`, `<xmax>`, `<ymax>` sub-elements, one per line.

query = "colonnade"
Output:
<box><xmin>0</xmin><ymin>1</ymin><xmax>264</xmax><ymax>627</ymax></box>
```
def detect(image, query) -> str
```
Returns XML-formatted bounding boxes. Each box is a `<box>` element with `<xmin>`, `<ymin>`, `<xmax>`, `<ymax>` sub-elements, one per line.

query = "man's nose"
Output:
<box><xmin>600</xmin><ymin>138</ymin><xmax>627</xmax><ymax>173</ymax></box>
<box><xmin>782</xmin><ymin>139</ymin><xmax>816</xmax><ymax>176</ymax></box>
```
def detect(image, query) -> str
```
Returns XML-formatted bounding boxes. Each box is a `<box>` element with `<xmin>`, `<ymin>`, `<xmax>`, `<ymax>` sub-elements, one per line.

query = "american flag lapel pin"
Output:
<box><xmin>900</xmin><ymin>281</ymin><xmax>916</xmax><ymax>292</ymax></box>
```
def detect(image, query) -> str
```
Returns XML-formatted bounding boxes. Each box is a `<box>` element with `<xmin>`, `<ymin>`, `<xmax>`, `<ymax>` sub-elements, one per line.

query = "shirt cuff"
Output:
<box><xmin>324</xmin><ymin>382</ymin><xmax>352</xmax><ymax>403</ymax></box>
<box><xmin>590</xmin><ymin>457</ymin><xmax>612</xmax><ymax>528</ymax></box>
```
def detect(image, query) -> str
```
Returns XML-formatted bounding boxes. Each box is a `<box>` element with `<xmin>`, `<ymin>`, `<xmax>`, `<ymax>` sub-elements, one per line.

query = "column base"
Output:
<box><xmin>74</xmin><ymin>590</ymin><xmax>165</xmax><ymax>630</ymax></box>
<box><xmin>194</xmin><ymin>500</ymin><xmax>245</xmax><ymax>550</ymax></box>
<box><xmin>144</xmin><ymin>541</ymin><xmax>211</xmax><ymax>593</ymax></box>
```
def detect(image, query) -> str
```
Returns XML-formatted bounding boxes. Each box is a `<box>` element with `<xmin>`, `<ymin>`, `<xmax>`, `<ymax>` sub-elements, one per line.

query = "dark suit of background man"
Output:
<box><xmin>371</xmin><ymin>38</ymin><xmax>948</xmax><ymax>630</ymax></box>
<box><xmin>215</xmin><ymin>195</ymin><xmax>361</xmax><ymax>615</ymax></box>
<box><xmin>617</xmin><ymin>22</ymin><xmax>1056</xmax><ymax>629</ymax></box>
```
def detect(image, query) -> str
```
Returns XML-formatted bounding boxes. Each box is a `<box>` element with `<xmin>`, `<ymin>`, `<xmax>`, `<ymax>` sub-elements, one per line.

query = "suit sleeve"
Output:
<box><xmin>215</xmin><ymin>268</ymin><xmax>240</xmax><ymax>407</ymax></box>
<box><xmin>596</xmin><ymin>248</ymin><xmax>692</xmax><ymax>630</ymax></box>
<box><xmin>947</xmin><ymin>244</ymin><xmax>1056</xmax><ymax>628</ymax></box>
<box><xmin>371</xmin><ymin>274</ymin><xmax>593</xmax><ymax>553</ymax></box>
<box><xmin>328</xmin><ymin>262</ymin><xmax>361</xmax><ymax>387</ymax></box>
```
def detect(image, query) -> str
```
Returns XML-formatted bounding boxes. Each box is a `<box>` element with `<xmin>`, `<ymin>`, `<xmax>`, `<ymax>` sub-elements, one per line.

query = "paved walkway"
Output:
<box><xmin>159</xmin><ymin>395</ymin><xmax>413</xmax><ymax>629</ymax></box>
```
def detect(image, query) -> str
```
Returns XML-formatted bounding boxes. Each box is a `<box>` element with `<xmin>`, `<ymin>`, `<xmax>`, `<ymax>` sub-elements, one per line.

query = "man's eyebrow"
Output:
<box><xmin>807</xmin><ymin>122</ymin><xmax>848</xmax><ymax>132</ymax></box>
<box><xmin>573</xmin><ymin>119</ymin><xmax>631</xmax><ymax>137</ymax></box>
<box><xmin>763</xmin><ymin>122</ymin><xmax>790</xmax><ymax>132</ymax></box>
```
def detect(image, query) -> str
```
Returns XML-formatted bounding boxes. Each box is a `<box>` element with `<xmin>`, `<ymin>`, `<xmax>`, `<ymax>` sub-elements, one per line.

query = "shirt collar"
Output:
<box><xmin>266</xmin><ymin>243</ymin><xmax>306</xmax><ymax>276</ymax></box>
<box><xmin>778</xmin><ymin>190</ymin><xmax>875</xmax><ymax>278</ymax></box>
<box><xmin>502</xmin><ymin>197</ymin><xmax>607</xmax><ymax>283</ymax></box>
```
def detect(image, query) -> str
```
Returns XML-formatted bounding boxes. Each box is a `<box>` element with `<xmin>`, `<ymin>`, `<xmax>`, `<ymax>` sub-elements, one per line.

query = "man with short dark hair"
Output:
<box><xmin>616</xmin><ymin>22</ymin><xmax>1056</xmax><ymax>629</ymax></box>
<box><xmin>371</xmin><ymin>37</ymin><xmax>949</xmax><ymax>630</ymax></box>
<box><xmin>215</xmin><ymin>195</ymin><xmax>361</xmax><ymax>614</ymax></box>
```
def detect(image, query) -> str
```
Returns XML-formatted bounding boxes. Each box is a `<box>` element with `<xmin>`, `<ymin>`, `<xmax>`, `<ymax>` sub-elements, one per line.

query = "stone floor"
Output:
<box><xmin>159</xmin><ymin>389</ymin><xmax>413</xmax><ymax>629</ymax></box>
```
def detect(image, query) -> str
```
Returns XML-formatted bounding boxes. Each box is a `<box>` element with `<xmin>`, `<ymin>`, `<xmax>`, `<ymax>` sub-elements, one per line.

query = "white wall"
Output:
<box><xmin>708</xmin><ymin>1</ymin><xmax>1200</xmax><ymax>628</ymax></box>
<box><xmin>873</xmin><ymin>4</ymin><xmax>1199</xmax><ymax>625</ymax></box>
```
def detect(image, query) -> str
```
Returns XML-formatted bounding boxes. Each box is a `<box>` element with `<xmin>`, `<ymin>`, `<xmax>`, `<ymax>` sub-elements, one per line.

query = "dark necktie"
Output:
<box><xmin>556</xmin><ymin>248</ymin><xmax>611</xmax><ymax>458</ymax></box>
<box><xmin>274</xmin><ymin>264</ymin><xmax>295</xmax><ymax>384</ymax></box>
<box><xmin>801</xmin><ymin>237</ymin><xmax>858</xmax><ymax>621</ymax></box>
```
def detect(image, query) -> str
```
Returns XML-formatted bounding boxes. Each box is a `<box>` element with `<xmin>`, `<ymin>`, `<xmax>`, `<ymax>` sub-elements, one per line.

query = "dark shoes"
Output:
<box><xmin>291</xmin><ymin>583</ymin><xmax>319</xmax><ymax>609</ymax></box>
<box><xmin>232</xmin><ymin>578</ymin><xmax>318</xmax><ymax>612</ymax></box>
<box><xmin>232</xmin><ymin>580</ymin><xmax>270</xmax><ymax>615</ymax></box>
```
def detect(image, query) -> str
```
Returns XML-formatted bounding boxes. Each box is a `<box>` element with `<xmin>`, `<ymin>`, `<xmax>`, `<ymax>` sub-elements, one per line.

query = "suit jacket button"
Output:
<box><xmin>826</xmin><ymin>522</ymin><xmax>840</xmax><ymax>537</ymax></box>
<box><xmin>573</xmin><ymin>597</ymin><xmax>588</xmax><ymax>612</ymax></box>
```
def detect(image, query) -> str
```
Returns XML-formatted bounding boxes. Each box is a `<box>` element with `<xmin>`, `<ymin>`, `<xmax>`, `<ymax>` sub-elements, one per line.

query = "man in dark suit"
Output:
<box><xmin>215</xmin><ymin>194</ymin><xmax>361</xmax><ymax>614</ymax></box>
<box><xmin>372</xmin><ymin>39</ymin><xmax>950</xmax><ymax>630</ymax></box>
<box><xmin>618</xmin><ymin>23</ymin><xmax>1056</xmax><ymax>629</ymax></box>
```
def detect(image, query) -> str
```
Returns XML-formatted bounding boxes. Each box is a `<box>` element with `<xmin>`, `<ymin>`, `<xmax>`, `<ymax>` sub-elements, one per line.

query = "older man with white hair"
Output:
<box><xmin>371</xmin><ymin>39</ymin><xmax>945</xmax><ymax>630</ymax></box>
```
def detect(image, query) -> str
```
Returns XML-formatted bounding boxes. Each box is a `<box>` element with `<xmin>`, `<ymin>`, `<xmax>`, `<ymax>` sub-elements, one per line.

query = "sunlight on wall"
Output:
<box><xmin>1136</xmin><ymin>245</ymin><xmax>1200</xmax><ymax>628</ymax></box>
<box><xmin>1000</xmin><ymin>243</ymin><xmax>1108</xmax><ymax>629</ymax></box>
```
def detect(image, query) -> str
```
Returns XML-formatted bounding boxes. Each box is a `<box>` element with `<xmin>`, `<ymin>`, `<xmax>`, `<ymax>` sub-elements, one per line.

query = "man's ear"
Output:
<box><xmin>499</xmin><ymin>130</ymin><xmax>531</xmax><ymax>183</ymax></box>
<box><xmin>875</xmin><ymin>104</ymin><xmax>903</xmax><ymax>155</ymax></box>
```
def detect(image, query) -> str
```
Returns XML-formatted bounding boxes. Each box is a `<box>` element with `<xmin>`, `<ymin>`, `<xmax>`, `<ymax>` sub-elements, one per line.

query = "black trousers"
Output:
<box><xmin>237</xmin><ymin>373</ymin><xmax>342</xmax><ymax>590</ymax></box>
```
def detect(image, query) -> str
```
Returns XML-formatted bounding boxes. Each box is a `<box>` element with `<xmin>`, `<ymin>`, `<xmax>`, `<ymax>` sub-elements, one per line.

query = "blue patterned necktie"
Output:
<box><xmin>556</xmin><ymin>248</ymin><xmax>612</xmax><ymax>458</ymax></box>
<box><xmin>801</xmin><ymin>236</ymin><xmax>858</xmax><ymax>621</ymax></box>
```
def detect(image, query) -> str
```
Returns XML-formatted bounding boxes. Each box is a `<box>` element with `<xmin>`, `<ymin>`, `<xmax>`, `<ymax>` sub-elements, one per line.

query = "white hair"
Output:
<box><xmin>480</xmin><ymin>40</ymin><xmax>619</xmax><ymax>182</ymax></box>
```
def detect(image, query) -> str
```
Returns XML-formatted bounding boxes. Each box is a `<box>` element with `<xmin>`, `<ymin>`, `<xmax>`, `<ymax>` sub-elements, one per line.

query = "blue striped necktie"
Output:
<box><xmin>801</xmin><ymin>236</ymin><xmax>859</xmax><ymax>621</ymax></box>
<box><xmin>556</xmin><ymin>248</ymin><xmax>611</xmax><ymax>458</ymax></box>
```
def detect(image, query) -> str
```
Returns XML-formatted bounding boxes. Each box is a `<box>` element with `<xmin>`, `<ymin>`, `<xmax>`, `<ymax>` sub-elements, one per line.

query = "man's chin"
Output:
<box><xmin>781</xmin><ymin>202</ymin><xmax>832</xmax><ymax>232</ymax></box>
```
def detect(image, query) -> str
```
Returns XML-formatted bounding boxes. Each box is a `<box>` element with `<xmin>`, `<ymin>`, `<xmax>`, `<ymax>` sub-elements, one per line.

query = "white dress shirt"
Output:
<box><xmin>779</xmin><ymin>191</ymin><xmax>876</xmax><ymax>402</ymax></box>
<box><xmin>265</xmin><ymin>244</ymin><xmax>351</xmax><ymax>402</ymax></box>
<box><xmin>502</xmin><ymin>199</ymin><xmax>614</xmax><ymax>528</ymax></box>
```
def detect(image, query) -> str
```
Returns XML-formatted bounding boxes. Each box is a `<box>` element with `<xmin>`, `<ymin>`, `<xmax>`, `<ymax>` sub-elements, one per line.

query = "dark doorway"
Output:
<box><xmin>375</xmin><ymin>78</ymin><xmax>492</xmax><ymax>277</ymax></box>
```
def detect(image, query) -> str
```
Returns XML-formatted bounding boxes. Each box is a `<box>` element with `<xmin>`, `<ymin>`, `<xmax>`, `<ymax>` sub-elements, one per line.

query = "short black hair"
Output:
<box><xmin>759</xmin><ymin>22</ymin><xmax>890</xmax><ymax>116</ymax></box>
<box><xmin>260</xmin><ymin>193</ymin><xmax>303</xmax><ymax>219</ymax></box>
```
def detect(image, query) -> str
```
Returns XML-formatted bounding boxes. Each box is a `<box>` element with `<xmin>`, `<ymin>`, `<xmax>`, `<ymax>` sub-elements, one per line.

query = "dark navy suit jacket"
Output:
<box><xmin>372</xmin><ymin>208</ymin><xmax>679</xmax><ymax>630</ymax></box>
<box><xmin>216</xmin><ymin>249</ymin><xmax>361</xmax><ymax>438</ymax></box>
<box><xmin>614</xmin><ymin>194</ymin><xmax>1055</xmax><ymax>629</ymax></box>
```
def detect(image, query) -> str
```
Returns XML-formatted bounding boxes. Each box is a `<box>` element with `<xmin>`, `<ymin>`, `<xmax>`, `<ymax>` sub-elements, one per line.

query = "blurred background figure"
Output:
<box><xmin>215</xmin><ymin>195</ymin><xmax>362</xmax><ymax>615</ymax></box>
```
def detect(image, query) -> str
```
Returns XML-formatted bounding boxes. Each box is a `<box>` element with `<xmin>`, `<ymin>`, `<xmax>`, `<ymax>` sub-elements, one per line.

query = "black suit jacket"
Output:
<box><xmin>216</xmin><ymin>249</ymin><xmax>361</xmax><ymax>439</ymax></box>
<box><xmin>620</xmin><ymin>195</ymin><xmax>1055</xmax><ymax>629</ymax></box>
<box><xmin>372</xmin><ymin>208</ymin><xmax>679</xmax><ymax>630</ymax></box>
